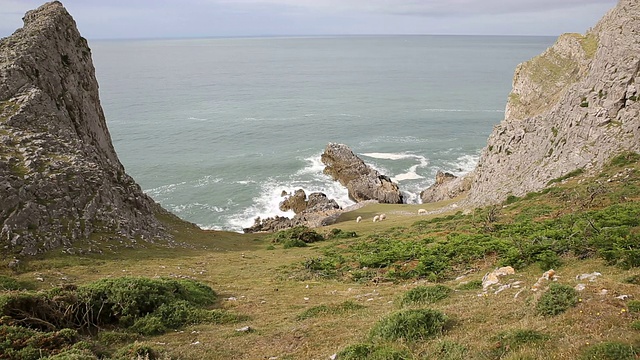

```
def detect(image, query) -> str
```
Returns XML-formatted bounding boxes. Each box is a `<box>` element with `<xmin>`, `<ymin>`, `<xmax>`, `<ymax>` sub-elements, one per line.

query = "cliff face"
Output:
<box><xmin>467</xmin><ymin>0</ymin><xmax>640</xmax><ymax>206</ymax></box>
<box><xmin>0</xmin><ymin>2</ymin><xmax>173</xmax><ymax>255</ymax></box>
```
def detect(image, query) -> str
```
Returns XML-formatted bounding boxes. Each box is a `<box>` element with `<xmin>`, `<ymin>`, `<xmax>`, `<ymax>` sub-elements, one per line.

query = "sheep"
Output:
<box><xmin>379</xmin><ymin>213</ymin><xmax>387</xmax><ymax>221</ymax></box>
<box><xmin>418</xmin><ymin>208</ymin><xmax>427</xmax><ymax>215</ymax></box>
<box><xmin>373</xmin><ymin>215</ymin><xmax>380</xmax><ymax>222</ymax></box>
<box><xmin>356</xmin><ymin>216</ymin><xmax>362</xmax><ymax>223</ymax></box>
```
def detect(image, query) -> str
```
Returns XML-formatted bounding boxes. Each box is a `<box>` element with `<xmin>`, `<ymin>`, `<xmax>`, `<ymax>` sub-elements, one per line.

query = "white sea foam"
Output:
<box><xmin>187</xmin><ymin>116</ymin><xmax>208</xmax><ymax>121</ymax></box>
<box><xmin>446</xmin><ymin>153</ymin><xmax>480</xmax><ymax>175</ymax></box>
<box><xmin>362</xmin><ymin>152</ymin><xmax>417</xmax><ymax>160</ymax></box>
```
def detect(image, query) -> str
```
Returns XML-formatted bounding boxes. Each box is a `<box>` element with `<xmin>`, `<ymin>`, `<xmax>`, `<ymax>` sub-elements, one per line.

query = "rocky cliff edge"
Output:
<box><xmin>0</xmin><ymin>2</ymin><xmax>175</xmax><ymax>255</ymax></box>
<box><xmin>466</xmin><ymin>0</ymin><xmax>640</xmax><ymax>206</ymax></box>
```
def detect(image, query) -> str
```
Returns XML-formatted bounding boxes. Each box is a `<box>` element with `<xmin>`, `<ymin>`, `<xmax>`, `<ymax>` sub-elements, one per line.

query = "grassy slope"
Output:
<box><xmin>2</xmin><ymin>154</ymin><xmax>640</xmax><ymax>359</ymax></box>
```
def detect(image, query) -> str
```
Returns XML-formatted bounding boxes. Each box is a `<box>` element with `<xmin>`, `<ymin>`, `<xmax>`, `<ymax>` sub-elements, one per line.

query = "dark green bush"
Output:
<box><xmin>96</xmin><ymin>331</ymin><xmax>138</xmax><ymax>346</ymax></box>
<box><xmin>536</xmin><ymin>283</ymin><xmax>578</xmax><ymax>316</ymax></box>
<box><xmin>112</xmin><ymin>343</ymin><xmax>162</xmax><ymax>360</ymax></box>
<box><xmin>327</xmin><ymin>228</ymin><xmax>357</xmax><ymax>239</ymax></box>
<box><xmin>282</xmin><ymin>238</ymin><xmax>308</xmax><ymax>248</ymax></box>
<box><xmin>580</xmin><ymin>341</ymin><xmax>638</xmax><ymax>360</ymax></box>
<box><xmin>272</xmin><ymin>226</ymin><xmax>323</xmax><ymax>245</ymax></box>
<box><xmin>0</xmin><ymin>325</ymin><xmax>79</xmax><ymax>360</ymax></box>
<box><xmin>370</xmin><ymin>309</ymin><xmax>447</xmax><ymax>341</ymax></box>
<box><xmin>337</xmin><ymin>343</ymin><xmax>411</xmax><ymax>360</ymax></box>
<box><xmin>399</xmin><ymin>285</ymin><xmax>452</xmax><ymax>307</ymax></box>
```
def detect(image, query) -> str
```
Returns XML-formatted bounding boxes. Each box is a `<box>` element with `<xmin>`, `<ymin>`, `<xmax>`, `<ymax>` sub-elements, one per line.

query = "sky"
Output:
<box><xmin>0</xmin><ymin>0</ymin><xmax>619</xmax><ymax>40</ymax></box>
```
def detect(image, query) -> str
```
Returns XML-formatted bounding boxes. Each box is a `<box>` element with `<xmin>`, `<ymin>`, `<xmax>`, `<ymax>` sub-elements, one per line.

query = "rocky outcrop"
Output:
<box><xmin>420</xmin><ymin>171</ymin><xmax>471</xmax><ymax>203</ymax></box>
<box><xmin>0</xmin><ymin>2</ymin><xmax>174</xmax><ymax>255</ymax></box>
<box><xmin>321</xmin><ymin>143</ymin><xmax>403</xmax><ymax>204</ymax></box>
<box><xmin>244</xmin><ymin>190</ymin><xmax>341</xmax><ymax>233</ymax></box>
<box><xmin>467</xmin><ymin>0</ymin><xmax>640</xmax><ymax>206</ymax></box>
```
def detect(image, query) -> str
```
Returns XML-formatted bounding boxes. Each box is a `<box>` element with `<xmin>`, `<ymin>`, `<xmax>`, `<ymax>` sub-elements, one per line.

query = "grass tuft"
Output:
<box><xmin>399</xmin><ymin>285</ymin><xmax>452</xmax><ymax>307</ymax></box>
<box><xmin>370</xmin><ymin>308</ymin><xmax>448</xmax><ymax>341</ymax></box>
<box><xmin>536</xmin><ymin>283</ymin><xmax>579</xmax><ymax>316</ymax></box>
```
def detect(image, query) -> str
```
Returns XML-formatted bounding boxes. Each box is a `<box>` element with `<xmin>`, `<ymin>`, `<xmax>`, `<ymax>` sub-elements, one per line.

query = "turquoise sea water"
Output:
<box><xmin>90</xmin><ymin>35</ymin><xmax>554</xmax><ymax>231</ymax></box>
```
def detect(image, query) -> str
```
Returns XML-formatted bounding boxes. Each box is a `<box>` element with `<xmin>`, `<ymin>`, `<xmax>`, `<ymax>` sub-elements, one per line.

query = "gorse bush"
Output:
<box><xmin>272</xmin><ymin>226</ymin><xmax>323</xmax><ymax>245</ymax></box>
<box><xmin>0</xmin><ymin>277</ymin><xmax>244</xmax><ymax>357</ymax></box>
<box><xmin>399</xmin><ymin>285</ymin><xmax>452</xmax><ymax>307</ymax></box>
<box><xmin>370</xmin><ymin>309</ymin><xmax>448</xmax><ymax>341</ymax></box>
<box><xmin>536</xmin><ymin>283</ymin><xmax>579</xmax><ymax>316</ymax></box>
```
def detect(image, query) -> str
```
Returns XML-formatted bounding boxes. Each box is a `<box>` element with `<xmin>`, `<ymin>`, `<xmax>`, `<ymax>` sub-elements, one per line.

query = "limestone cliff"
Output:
<box><xmin>466</xmin><ymin>0</ymin><xmax>640</xmax><ymax>206</ymax></box>
<box><xmin>0</xmin><ymin>2</ymin><xmax>174</xmax><ymax>255</ymax></box>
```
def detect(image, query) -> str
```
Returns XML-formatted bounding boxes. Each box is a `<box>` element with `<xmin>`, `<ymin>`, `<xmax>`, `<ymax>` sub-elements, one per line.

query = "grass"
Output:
<box><xmin>0</xmin><ymin>152</ymin><xmax>639</xmax><ymax>358</ymax></box>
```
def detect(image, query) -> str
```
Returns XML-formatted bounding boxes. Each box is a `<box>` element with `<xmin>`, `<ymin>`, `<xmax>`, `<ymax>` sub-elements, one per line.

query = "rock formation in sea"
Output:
<box><xmin>0</xmin><ymin>2</ymin><xmax>175</xmax><ymax>255</ymax></box>
<box><xmin>321</xmin><ymin>143</ymin><xmax>403</xmax><ymax>204</ymax></box>
<box><xmin>243</xmin><ymin>190</ymin><xmax>341</xmax><ymax>233</ymax></box>
<box><xmin>462</xmin><ymin>0</ymin><xmax>640</xmax><ymax>206</ymax></box>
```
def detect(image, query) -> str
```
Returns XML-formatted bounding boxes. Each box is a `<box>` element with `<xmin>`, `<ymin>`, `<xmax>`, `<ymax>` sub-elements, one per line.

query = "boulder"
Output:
<box><xmin>244</xmin><ymin>191</ymin><xmax>341</xmax><ymax>233</ymax></box>
<box><xmin>321</xmin><ymin>143</ymin><xmax>403</xmax><ymax>204</ymax></box>
<box><xmin>279</xmin><ymin>189</ymin><xmax>307</xmax><ymax>213</ymax></box>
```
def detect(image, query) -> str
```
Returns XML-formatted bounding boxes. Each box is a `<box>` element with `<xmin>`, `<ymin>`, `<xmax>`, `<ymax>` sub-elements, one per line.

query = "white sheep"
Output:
<box><xmin>356</xmin><ymin>216</ymin><xmax>362</xmax><ymax>223</ymax></box>
<box><xmin>379</xmin><ymin>213</ymin><xmax>387</xmax><ymax>221</ymax></box>
<box><xmin>418</xmin><ymin>208</ymin><xmax>427</xmax><ymax>215</ymax></box>
<box><xmin>373</xmin><ymin>215</ymin><xmax>380</xmax><ymax>222</ymax></box>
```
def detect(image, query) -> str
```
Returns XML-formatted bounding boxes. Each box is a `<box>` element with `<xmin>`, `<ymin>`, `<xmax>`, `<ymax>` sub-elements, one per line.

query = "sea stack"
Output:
<box><xmin>466</xmin><ymin>0</ymin><xmax>640</xmax><ymax>206</ymax></box>
<box><xmin>0</xmin><ymin>2</ymin><xmax>174</xmax><ymax>255</ymax></box>
<box><xmin>321</xmin><ymin>143</ymin><xmax>403</xmax><ymax>204</ymax></box>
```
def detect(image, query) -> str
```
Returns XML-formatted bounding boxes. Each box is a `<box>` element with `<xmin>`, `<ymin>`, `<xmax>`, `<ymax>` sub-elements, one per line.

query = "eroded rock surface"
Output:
<box><xmin>466</xmin><ymin>0</ymin><xmax>640</xmax><ymax>206</ymax></box>
<box><xmin>0</xmin><ymin>2</ymin><xmax>174</xmax><ymax>255</ymax></box>
<box><xmin>420</xmin><ymin>171</ymin><xmax>471</xmax><ymax>203</ymax></box>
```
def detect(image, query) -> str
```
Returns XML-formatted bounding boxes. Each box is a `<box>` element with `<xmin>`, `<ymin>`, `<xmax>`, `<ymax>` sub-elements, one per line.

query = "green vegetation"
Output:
<box><xmin>547</xmin><ymin>167</ymin><xmax>585</xmax><ymax>185</ymax></box>
<box><xmin>0</xmin><ymin>277</ymin><xmax>245</xmax><ymax>358</ymax></box>
<box><xmin>370</xmin><ymin>309</ymin><xmax>448</xmax><ymax>341</ymax></box>
<box><xmin>1</xmin><ymin>151</ymin><xmax>639</xmax><ymax>358</ymax></box>
<box><xmin>579</xmin><ymin>33</ymin><xmax>599</xmax><ymax>59</ymax></box>
<box><xmin>536</xmin><ymin>283</ymin><xmax>579</xmax><ymax>316</ymax></box>
<box><xmin>580</xmin><ymin>342</ymin><xmax>638</xmax><ymax>360</ymax></box>
<box><xmin>270</xmin><ymin>225</ymin><xmax>324</xmax><ymax>248</ymax></box>
<box><xmin>399</xmin><ymin>285</ymin><xmax>452</xmax><ymax>307</ymax></box>
<box><xmin>337</xmin><ymin>343</ymin><xmax>411</xmax><ymax>360</ymax></box>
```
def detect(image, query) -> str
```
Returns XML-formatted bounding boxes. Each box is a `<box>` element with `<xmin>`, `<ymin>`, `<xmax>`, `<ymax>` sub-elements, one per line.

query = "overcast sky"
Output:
<box><xmin>0</xmin><ymin>0</ymin><xmax>619</xmax><ymax>39</ymax></box>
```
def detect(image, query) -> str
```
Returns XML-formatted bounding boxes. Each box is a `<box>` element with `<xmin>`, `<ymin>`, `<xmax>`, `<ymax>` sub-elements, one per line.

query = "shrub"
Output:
<box><xmin>97</xmin><ymin>331</ymin><xmax>138</xmax><ymax>346</ymax></box>
<box><xmin>370</xmin><ymin>309</ymin><xmax>448</xmax><ymax>341</ymax></box>
<box><xmin>113</xmin><ymin>343</ymin><xmax>161</xmax><ymax>360</ymax></box>
<box><xmin>272</xmin><ymin>226</ymin><xmax>323</xmax><ymax>245</ymax></box>
<box><xmin>624</xmin><ymin>274</ymin><xmax>640</xmax><ymax>285</ymax></box>
<box><xmin>282</xmin><ymin>238</ymin><xmax>308</xmax><ymax>248</ymax></box>
<box><xmin>536</xmin><ymin>283</ymin><xmax>578</xmax><ymax>316</ymax></box>
<box><xmin>337</xmin><ymin>343</ymin><xmax>411</xmax><ymax>360</ymax></box>
<box><xmin>580</xmin><ymin>342</ymin><xmax>638</xmax><ymax>360</ymax></box>
<box><xmin>536</xmin><ymin>249</ymin><xmax>562</xmax><ymax>270</ymax></box>
<box><xmin>0</xmin><ymin>275</ymin><xmax>32</xmax><ymax>291</ymax></box>
<box><xmin>327</xmin><ymin>228</ymin><xmax>357</xmax><ymax>239</ymax></box>
<box><xmin>399</xmin><ymin>285</ymin><xmax>452</xmax><ymax>307</ymax></box>
<box><xmin>42</xmin><ymin>348</ymin><xmax>98</xmax><ymax>360</ymax></box>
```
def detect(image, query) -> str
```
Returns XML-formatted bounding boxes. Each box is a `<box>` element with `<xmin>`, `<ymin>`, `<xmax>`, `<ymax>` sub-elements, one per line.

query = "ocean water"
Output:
<box><xmin>90</xmin><ymin>35</ymin><xmax>554</xmax><ymax>231</ymax></box>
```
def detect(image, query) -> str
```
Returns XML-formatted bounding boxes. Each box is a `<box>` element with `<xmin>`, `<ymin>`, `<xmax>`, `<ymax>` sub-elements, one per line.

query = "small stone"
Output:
<box><xmin>236</xmin><ymin>326</ymin><xmax>251</xmax><ymax>332</ymax></box>
<box><xmin>615</xmin><ymin>294</ymin><xmax>631</xmax><ymax>300</ymax></box>
<box><xmin>575</xmin><ymin>284</ymin><xmax>586</xmax><ymax>291</ymax></box>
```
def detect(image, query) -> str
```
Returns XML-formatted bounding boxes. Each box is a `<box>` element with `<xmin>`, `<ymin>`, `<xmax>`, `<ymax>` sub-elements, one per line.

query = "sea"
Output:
<box><xmin>90</xmin><ymin>35</ymin><xmax>554</xmax><ymax>232</ymax></box>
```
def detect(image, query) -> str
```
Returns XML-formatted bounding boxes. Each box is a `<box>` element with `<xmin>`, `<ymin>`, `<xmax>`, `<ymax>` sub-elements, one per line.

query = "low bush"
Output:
<box><xmin>272</xmin><ymin>226</ymin><xmax>323</xmax><ymax>245</ymax></box>
<box><xmin>536</xmin><ymin>283</ymin><xmax>578</xmax><ymax>316</ymax></box>
<box><xmin>580</xmin><ymin>341</ymin><xmax>638</xmax><ymax>360</ymax></box>
<box><xmin>370</xmin><ymin>309</ymin><xmax>447</xmax><ymax>341</ymax></box>
<box><xmin>337</xmin><ymin>343</ymin><xmax>411</xmax><ymax>360</ymax></box>
<box><xmin>326</xmin><ymin>228</ymin><xmax>357</xmax><ymax>240</ymax></box>
<box><xmin>399</xmin><ymin>285</ymin><xmax>452</xmax><ymax>307</ymax></box>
